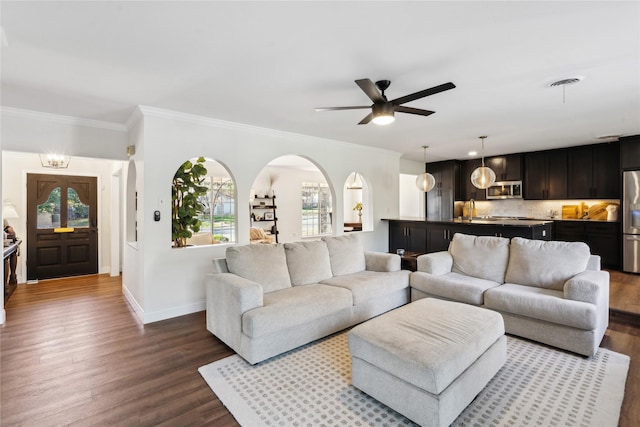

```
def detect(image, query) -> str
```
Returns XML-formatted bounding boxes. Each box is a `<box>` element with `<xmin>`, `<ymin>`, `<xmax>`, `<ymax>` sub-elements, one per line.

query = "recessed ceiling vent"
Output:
<box><xmin>549</xmin><ymin>77</ymin><xmax>583</xmax><ymax>87</ymax></box>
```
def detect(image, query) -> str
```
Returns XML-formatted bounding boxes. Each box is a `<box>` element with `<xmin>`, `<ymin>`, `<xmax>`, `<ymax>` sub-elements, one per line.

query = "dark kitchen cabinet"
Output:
<box><xmin>486</xmin><ymin>154</ymin><xmax>523</xmax><ymax>181</ymax></box>
<box><xmin>425</xmin><ymin>160</ymin><xmax>461</xmax><ymax>220</ymax></box>
<box><xmin>620</xmin><ymin>135</ymin><xmax>640</xmax><ymax>170</ymax></box>
<box><xmin>460</xmin><ymin>159</ymin><xmax>486</xmax><ymax>201</ymax></box>
<box><xmin>567</xmin><ymin>143</ymin><xmax>620</xmax><ymax>199</ymax></box>
<box><xmin>553</xmin><ymin>220</ymin><xmax>620</xmax><ymax>269</ymax></box>
<box><xmin>426</xmin><ymin>224</ymin><xmax>456</xmax><ymax>252</ymax></box>
<box><xmin>389</xmin><ymin>221</ymin><xmax>428</xmax><ymax>254</ymax></box>
<box><xmin>524</xmin><ymin>149</ymin><xmax>567</xmax><ymax>199</ymax></box>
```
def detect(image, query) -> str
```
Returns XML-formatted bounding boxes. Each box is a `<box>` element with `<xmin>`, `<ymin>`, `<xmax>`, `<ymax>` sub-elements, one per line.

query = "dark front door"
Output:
<box><xmin>26</xmin><ymin>174</ymin><xmax>98</xmax><ymax>280</ymax></box>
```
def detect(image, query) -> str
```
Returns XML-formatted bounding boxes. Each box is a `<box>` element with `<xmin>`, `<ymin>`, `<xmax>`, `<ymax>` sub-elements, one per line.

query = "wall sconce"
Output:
<box><xmin>40</xmin><ymin>153</ymin><xmax>70</xmax><ymax>169</ymax></box>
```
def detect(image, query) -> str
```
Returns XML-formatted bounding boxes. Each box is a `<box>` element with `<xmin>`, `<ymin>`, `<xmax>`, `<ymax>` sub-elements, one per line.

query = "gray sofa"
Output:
<box><xmin>206</xmin><ymin>234</ymin><xmax>410</xmax><ymax>364</ymax></box>
<box><xmin>410</xmin><ymin>233</ymin><xmax>609</xmax><ymax>356</ymax></box>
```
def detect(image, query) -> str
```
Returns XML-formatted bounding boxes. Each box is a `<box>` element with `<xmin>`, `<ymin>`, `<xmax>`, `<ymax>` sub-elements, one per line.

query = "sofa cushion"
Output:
<box><xmin>242</xmin><ymin>284</ymin><xmax>352</xmax><ymax>338</ymax></box>
<box><xmin>410</xmin><ymin>271</ymin><xmax>501</xmax><ymax>305</ymax></box>
<box><xmin>320</xmin><ymin>270</ymin><xmax>410</xmax><ymax>305</ymax></box>
<box><xmin>284</xmin><ymin>240</ymin><xmax>333</xmax><ymax>286</ymax></box>
<box><xmin>226</xmin><ymin>244</ymin><xmax>291</xmax><ymax>293</ymax></box>
<box><xmin>449</xmin><ymin>233</ymin><xmax>510</xmax><ymax>283</ymax></box>
<box><xmin>322</xmin><ymin>234</ymin><xmax>366</xmax><ymax>276</ymax></box>
<box><xmin>485</xmin><ymin>283</ymin><xmax>597</xmax><ymax>330</ymax></box>
<box><xmin>505</xmin><ymin>237</ymin><xmax>591</xmax><ymax>290</ymax></box>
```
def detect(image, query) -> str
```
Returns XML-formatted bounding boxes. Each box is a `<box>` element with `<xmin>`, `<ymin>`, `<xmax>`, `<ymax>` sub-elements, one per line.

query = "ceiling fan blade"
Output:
<box><xmin>391</xmin><ymin>82</ymin><xmax>456</xmax><ymax>106</ymax></box>
<box><xmin>395</xmin><ymin>106</ymin><xmax>435</xmax><ymax>117</ymax></box>
<box><xmin>355</xmin><ymin>79</ymin><xmax>385</xmax><ymax>103</ymax></box>
<box><xmin>358</xmin><ymin>112</ymin><xmax>373</xmax><ymax>125</ymax></box>
<box><xmin>314</xmin><ymin>106</ymin><xmax>370</xmax><ymax>112</ymax></box>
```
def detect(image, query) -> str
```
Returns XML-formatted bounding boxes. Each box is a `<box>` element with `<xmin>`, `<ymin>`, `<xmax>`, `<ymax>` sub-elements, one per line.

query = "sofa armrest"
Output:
<box><xmin>563</xmin><ymin>270</ymin><xmax>609</xmax><ymax>305</ymax></box>
<box><xmin>365</xmin><ymin>251</ymin><xmax>401</xmax><ymax>272</ymax></box>
<box><xmin>416</xmin><ymin>251</ymin><xmax>453</xmax><ymax>275</ymax></box>
<box><xmin>205</xmin><ymin>272</ymin><xmax>264</xmax><ymax>351</ymax></box>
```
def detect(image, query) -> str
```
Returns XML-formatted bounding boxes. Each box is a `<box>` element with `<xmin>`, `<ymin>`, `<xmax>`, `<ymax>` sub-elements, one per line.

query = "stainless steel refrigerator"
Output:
<box><xmin>623</xmin><ymin>170</ymin><xmax>640</xmax><ymax>273</ymax></box>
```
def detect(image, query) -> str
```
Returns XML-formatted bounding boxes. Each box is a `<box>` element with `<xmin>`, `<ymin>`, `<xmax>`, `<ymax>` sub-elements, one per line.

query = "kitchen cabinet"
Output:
<box><xmin>567</xmin><ymin>142</ymin><xmax>620</xmax><ymax>199</ymax></box>
<box><xmin>423</xmin><ymin>221</ymin><xmax>552</xmax><ymax>253</ymax></box>
<box><xmin>389</xmin><ymin>221</ymin><xmax>428</xmax><ymax>254</ymax></box>
<box><xmin>486</xmin><ymin>154</ymin><xmax>523</xmax><ymax>181</ymax></box>
<box><xmin>620</xmin><ymin>135</ymin><xmax>640</xmax><ymax>170</ymax></box>
<box><xmin>554</xmin><ymin>220</ymin><xmax>620</xmax><ymax>269</ymax></box>
<box><xmin>460</xmin><ymin>159</ymin><xmax>486</xmax><ymax>201</ymax></box>
<box><xmin>425</xmin><ymin>160</ymin><xmax>461</xmax><ymax>220</ymax></box>
<box><xmin>524</xmin><ymin>149</ymin><xmax>567</xmax><ymax>199</ymax></box>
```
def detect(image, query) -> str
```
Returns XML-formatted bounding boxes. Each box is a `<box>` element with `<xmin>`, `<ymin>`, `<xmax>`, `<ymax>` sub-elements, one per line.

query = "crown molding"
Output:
<box><xmin>1</xmin><ymin>106</ymin><xmax>128</xmax><ymax>132</ymax></box>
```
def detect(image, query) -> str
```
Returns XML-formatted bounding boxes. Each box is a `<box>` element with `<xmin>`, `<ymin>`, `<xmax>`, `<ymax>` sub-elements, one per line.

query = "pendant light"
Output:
<box><xmin>470</xmin><ymin>136</ymin><xmax>496</xmax><ymax>189</ymax></box>
<box><xmin>346</xmin><ymin>172</ymin><xmax>363</xmax><ymax>190</ymax></box>
<box><xmin>415</xmin><ymin>145</ymin><xmax>436</xmax><ymax>192</ymax></box>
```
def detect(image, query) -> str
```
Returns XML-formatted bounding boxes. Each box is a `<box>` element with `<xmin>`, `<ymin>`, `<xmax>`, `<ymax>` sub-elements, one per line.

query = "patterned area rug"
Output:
<box><xmin>199</xmin><ymin>332</ymin><xmax>629</xmax><ymax>426</ymax></box>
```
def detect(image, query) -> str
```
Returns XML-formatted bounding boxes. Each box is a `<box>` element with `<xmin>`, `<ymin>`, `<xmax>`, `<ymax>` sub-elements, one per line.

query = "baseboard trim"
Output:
<box><xmin>142</xmin><ymin>300</ymin><xmax>206</xmax><ymax>324</ymax></box>
<box><xmin>121</xmin><ymin>284</ymin><xmax>144</xmax><ymax>324</ymax></box>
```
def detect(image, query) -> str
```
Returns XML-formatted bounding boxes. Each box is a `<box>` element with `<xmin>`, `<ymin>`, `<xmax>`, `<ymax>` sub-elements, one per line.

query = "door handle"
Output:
<box><xmin>53</xmin><ymin>227</ymin><xmax>74</xmax><ymax>233</ymax></box>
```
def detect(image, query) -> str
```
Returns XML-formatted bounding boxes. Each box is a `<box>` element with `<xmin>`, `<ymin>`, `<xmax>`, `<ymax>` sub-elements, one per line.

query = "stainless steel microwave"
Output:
<box><xmin>486</xmin><ymin>181</ymin><xmax>522</xmax><ymax>199</ymax></box>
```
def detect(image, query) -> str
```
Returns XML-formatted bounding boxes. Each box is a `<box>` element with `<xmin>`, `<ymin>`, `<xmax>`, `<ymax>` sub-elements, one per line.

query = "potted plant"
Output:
<box><xmin>172</xmin><ymin>157</ymin><xmax>209</xmax><ymax>247</ymax></box>
<box><xmin>353</xmin><ymin>202</ymin><xmax>363</xmax><ymax>223</ymax></box>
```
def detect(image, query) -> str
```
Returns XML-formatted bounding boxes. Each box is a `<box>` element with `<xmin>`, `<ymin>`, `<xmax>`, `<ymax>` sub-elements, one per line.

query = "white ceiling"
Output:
<box><xmin>1</xmin><ymin>1</ymin><xmax>639</xmax><ymax>162</ymax></box>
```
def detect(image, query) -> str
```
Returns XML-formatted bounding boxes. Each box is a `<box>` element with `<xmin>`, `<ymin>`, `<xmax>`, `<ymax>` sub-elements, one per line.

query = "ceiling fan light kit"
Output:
<box><xmin>415</xmin><ymin>145</ymin><xmax>436</xmax><ymax>192</ymax></box>
<box><xmin>470</xmin><ymin>136</ymin><xmax>497</xmax><ymax>189</ymax></box>
<box><xmin>316</xmin><ymin>78</ymin><xmax>455</xmax><ymax>125</ymax></box>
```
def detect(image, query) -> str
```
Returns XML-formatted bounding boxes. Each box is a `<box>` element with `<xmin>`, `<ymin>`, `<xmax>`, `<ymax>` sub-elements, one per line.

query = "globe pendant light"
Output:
<box><xmin>415</xmin><ymin>145</ymin><xmax>436</xmax><ymax>192</ymax></box>
<box><xmin>470</xmin><ymin>135</ymin><xmax>496</xmax><ymax>189</ymax></box>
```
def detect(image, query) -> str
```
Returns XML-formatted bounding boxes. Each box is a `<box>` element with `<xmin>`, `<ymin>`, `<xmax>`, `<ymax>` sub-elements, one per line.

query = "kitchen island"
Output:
<box><xmin>384</xmin><ymin>217</ymin><xmax>553</xmax><ymax>254</ymax></box>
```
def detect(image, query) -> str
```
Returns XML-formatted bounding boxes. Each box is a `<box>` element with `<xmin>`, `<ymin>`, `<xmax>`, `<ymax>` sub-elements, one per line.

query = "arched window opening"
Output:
<box><xmin>172</xmin><ymin>157</ymin><xmax>236</xmax><ymax>247</ymax></box>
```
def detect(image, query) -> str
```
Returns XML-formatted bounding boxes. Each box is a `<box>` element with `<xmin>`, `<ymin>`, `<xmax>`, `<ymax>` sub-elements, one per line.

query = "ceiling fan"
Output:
<box><xmin>315</xmin><ymin>79</ymin><xmax>456</xmax><ymax>125</ymax></box>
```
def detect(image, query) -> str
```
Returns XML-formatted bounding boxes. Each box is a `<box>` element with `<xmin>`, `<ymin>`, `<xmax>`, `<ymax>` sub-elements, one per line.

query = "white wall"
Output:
<box><xmin>130</xmin><ymin>106</ymin><xmax>402</xmax><ymax>323</ymax></box>
<box><xmin>1</xmin><ymin>151</ymin><xmax>120</xmax><ymax>283</ymax></box>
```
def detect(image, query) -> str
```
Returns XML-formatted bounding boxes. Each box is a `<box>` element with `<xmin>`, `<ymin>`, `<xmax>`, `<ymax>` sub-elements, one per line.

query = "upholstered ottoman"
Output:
<box><xmin>348</xmin><ymin>298</ymin><xmax>506</xmax><ymax>427</ymax></box>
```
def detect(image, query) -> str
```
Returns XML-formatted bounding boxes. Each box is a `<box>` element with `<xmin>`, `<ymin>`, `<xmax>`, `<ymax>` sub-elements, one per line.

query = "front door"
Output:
<box><xmin>26</xmin><ymin>174</ymin><xmax>98</xmax><ymax>280</ymax></box>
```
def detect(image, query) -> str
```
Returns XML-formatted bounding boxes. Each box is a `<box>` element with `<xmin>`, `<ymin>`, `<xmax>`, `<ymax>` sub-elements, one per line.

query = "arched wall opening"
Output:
<box><xmin>251</xmin><ymin>155</ymin><xmax>334</xmax><ymax>243</ymax></box>
<box><xmin>343</xmin><ymin>172</ymin><xmax>373</xmax><ymax>232</ymax></box>
<box><xmin>170</xmin><ymin>157</ymin><xmax>237</xmax><ymax>247</ymax></box>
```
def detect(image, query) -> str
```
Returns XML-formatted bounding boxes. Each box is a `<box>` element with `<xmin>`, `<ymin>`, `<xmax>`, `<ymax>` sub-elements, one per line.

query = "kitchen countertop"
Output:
<box><xmin>383</xmin><ymin>217</ymin><xmax>553</xmax><ymax>227</ymax></box>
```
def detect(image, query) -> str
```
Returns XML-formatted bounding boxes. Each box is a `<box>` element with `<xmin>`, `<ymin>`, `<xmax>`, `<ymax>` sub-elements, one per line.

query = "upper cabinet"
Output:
<box><xmin>485</xmin><ymin>154</ymin><xmax>523</xmax><ymax>181</ymax></box>
<box><xmin>620</xmin><ymin>135</ymin><xmax>640</xmax><ymax>170</ymax></box>
<box><xmin>567</xmin><ymin>142</ymin><xmax>620</xmax><ymax>199</ymax></box>
<box><xmin>460</xmin><ymin>158</ymin><xmax>486</xmax><ymax>201</ymax></box>
<box><xmin>524</xmin><ymin>149</ymin><xmax>568</xmax><ymax>200</ymax></box>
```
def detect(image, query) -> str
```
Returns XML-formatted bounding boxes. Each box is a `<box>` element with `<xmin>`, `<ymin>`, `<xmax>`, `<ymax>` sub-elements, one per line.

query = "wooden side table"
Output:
<box><xmin>398</xmin><ymin>251</ymin><xmax>424</xmax><ymax>271</ymax></box>
<box><xmin>4</xmin><ymin>239</ymin><xmax>22</xmax><ymax>302</ymax></box>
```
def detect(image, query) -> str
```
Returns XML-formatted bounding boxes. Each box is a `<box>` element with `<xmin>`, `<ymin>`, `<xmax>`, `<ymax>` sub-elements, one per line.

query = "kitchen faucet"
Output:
<box><xmin>467</xmin><ymin>199</ymin><xmax>475</xmax><ymax>220</ymax></box>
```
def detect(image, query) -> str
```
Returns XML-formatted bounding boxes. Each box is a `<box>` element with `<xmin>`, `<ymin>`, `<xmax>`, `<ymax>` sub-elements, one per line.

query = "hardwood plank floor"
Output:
<box><xmin>1</xmin><ymin>272</ymin><xmax>639</xmax><ymax>426</ymax></box>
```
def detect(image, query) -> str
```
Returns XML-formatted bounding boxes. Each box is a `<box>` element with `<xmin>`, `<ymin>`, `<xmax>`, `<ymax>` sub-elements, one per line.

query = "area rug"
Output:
<box><xmin>199</xmin><ymin>332</ymin><xmax>629</xmax><ymax>426</ymax></box>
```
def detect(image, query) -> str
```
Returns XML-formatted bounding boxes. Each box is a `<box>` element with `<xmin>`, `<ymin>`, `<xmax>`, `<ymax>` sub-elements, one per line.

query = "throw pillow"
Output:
<box><xmin>226</xmin><ymin>244</ymin><xmax>291</xmax><ymax>293</ymax></box>
<box><xmin>505</xmin><ymin>237</ymin><xmax>591</xmax><ymax>290</ymax></box>
<box><xmin>284</xmin><ymin>240</ymin><xmax>333</xmax><ymax>286</ymax></box>
<box><xmin>449</xmin><ymin>233</ymin><xmax>510</xmax><ymax>283</ymax></box>
<box><xmin>322</xmin><ymin>234</ymin><xmax>366</xmax><ymax>276</ymax></box>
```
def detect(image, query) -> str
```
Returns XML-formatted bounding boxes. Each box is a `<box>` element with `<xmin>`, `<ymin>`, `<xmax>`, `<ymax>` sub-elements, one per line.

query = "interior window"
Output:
<box><xmin>197</xmin><ymin>176</ymin><xmax>236</xmax><ymax>243</ymax></box>
<box><xmin>301</xmin><ymin>182</ymin><xmax>332</xmax><ymax>237</ymax></box>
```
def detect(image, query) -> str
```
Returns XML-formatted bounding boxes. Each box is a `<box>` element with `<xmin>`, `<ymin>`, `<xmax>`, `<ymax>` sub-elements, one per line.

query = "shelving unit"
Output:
<box><xmin>250</xmin><ymin>195</ymin><xmax>279</xmax><ymax>243</ymax></box>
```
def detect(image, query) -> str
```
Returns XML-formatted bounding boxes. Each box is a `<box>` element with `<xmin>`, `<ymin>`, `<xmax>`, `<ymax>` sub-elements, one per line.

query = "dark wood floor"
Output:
<box><xmin>1</xmin><ymin>272</ymin><xmax>639</xmax><ymax>426</ymax></box>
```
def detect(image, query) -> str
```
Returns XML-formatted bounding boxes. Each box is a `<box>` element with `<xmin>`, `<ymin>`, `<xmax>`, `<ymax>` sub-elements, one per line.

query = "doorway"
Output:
<box><xmin>26</xmin><ymin>174</ymin><xmax>98</xmax><ymax>280</ymax></box>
